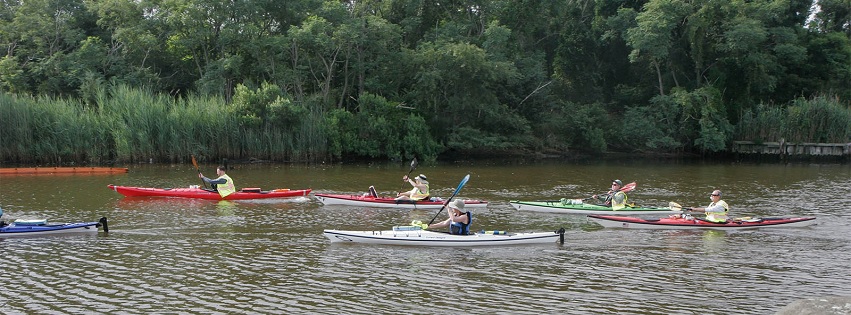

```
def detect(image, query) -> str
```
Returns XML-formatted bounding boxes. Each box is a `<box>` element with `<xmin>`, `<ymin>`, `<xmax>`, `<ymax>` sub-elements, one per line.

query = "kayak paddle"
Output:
<box><xmin>399</xmin><ymin>158</ymin><xmax>418</xmax><ymax>193</ymax></box>
<box><xmin>427</xmin><ymin>174</ymin><xmax>471</xmax><ymax>225</ymax></box>
<box><xmin>584</xmin><ymin>182</ymin><xmax>637</xmax><ymax>201</ymax></box>
<box><xmin>668</xmin><ymin>202</ymin><xmax>693</xmax><ymax>211</ymax></box>
<box><xmin>191</xmin><ymin>155</ymin><xmax>208</xmax><ymax>189</ymax></box>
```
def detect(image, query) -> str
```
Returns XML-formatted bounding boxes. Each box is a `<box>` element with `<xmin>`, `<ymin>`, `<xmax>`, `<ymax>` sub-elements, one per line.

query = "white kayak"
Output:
<box><xmin>324</xmin><ymin>227</ymin><xmax>565</xmax><ymax>246</ymax></box>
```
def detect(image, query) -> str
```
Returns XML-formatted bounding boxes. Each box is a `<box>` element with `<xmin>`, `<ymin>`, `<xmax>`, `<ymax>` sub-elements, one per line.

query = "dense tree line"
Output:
<box><xmin>1</xmin><ymin>0</ymin><xmax>849</xmax><ymax>164</ymax></box>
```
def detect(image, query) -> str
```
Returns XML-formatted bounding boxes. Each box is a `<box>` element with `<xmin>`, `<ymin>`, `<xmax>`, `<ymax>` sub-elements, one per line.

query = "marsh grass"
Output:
<box><xmin>736</xmin><ymin>95</ymin><xmax>851</xmax><ymax>143</ymax></box>
<box><xmin>1</xmin><ymin>86</ymin><xmax>328</xmax><ymax>164</ymax></box>
<box><xmin>5</xmin><ymin>87</ymin><xmax>845</xmax><ymax>165</ymax></box>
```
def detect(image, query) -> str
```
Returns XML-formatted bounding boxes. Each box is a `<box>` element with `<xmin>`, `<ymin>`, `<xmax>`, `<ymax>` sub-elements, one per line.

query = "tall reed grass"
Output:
<box><xmin>1</xmin><ymin>93</ymin><xmax>112</xmax><ymax>164</ymax></box>
<box><xmin>1</xmin><ymin>86</ymin><xmax>328</xmax><ymax>164</ymax></box>
<box><xmin>736</xmin><ymin>95</ymin><xmax>851</xmax><ymax>143</ymax></box>
<box><xmin>7</xmin><ymin>86</ymin><xmax>844</xmax><ymax>165</ymax></box>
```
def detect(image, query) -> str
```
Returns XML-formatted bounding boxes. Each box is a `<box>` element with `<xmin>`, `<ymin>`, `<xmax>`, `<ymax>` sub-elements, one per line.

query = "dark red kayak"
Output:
<box><xmin>108</xmin><ymin>185</ymin><xmax>311</xmax><ymax>200</ymax></box>
<box><xmin>588</xmin><ymin>214</ymin><xmax>816</xmax><ymax>230</ymax></box>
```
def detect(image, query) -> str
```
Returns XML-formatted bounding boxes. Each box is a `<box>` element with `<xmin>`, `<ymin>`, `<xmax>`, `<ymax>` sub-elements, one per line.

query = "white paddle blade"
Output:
<box><xmin>668</xmin><ymin>202</ymin><xmax>682</xmax><ymax>210</ymax></box>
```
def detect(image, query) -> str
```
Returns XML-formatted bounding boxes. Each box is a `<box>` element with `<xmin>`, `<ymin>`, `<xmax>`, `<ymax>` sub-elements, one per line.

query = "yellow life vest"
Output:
<box><xmin>409</xmin><ymin>183</ymin><xmax>430</xmax><ymax>200</ymax></box>
<box><xmin>705</xmin><ymin>200</ymin><xmax>729</xmax><ymax>223</ymax></box>
<box><xmin>216</xmin><ymin>174</ymin><xmax>236</xmax><ymax>198</ymax></box>
<box><xmin>611</xmin><ymin>191</ymin><xmax>629</xmax><ymax>210</ymax></box>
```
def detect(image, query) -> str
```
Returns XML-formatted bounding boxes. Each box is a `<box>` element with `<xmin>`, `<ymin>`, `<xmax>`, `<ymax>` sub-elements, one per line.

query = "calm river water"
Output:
<box><xmin>0</xmin><ymin>159</ymin><xmax>849</xmax><ymax>314</ymax></box>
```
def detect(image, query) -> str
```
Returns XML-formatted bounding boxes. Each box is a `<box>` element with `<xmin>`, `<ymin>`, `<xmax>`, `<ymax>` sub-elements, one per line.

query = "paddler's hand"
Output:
<box><xmin>402</xmin><ymin>175</ymin><xmax>409</xmax><ymax>181</ymax></box>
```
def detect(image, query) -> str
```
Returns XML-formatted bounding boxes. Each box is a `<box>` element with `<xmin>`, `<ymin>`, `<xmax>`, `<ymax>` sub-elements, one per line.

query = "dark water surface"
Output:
<box><xmin>1</xmin><ymin>160</ymin><xmax>849</xmax><ymax>314</ymax></box>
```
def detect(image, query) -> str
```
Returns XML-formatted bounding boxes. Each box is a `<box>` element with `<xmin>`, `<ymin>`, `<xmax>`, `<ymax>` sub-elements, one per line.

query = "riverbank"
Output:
<box><xmin>3</xmin><ymin>146</ymin><xmax>848</xmax><ymax>170</ymax></box>
<box><xmin>734</xmin><ymin>140</ymin><xmax>850</xmax><ymax>159</ymax></box>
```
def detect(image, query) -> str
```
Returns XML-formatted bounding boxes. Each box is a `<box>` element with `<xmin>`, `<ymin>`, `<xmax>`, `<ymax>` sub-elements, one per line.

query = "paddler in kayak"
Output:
<box><xmin>591</xmin><ymin>179</ymin><xmax>629</xmax><ymax>210</ymax></box>
<box><xmin>395</xmin><ymin>174</ymin><xmax>430</xmax><ymax>201</ymax></box>
<box><xmin>691</xmin><ymin>190</ymin><xmax>729</xmax><ymax>223</ymax></box>
<box><xmin>427</xmin><ymin>199</ymin><xmax>472</xmax><ymax>235</ymax></box>
<box><xmin>199</xmin><ymin>166</ymin><xmax>236</xmax><ymax>198</ymax></box>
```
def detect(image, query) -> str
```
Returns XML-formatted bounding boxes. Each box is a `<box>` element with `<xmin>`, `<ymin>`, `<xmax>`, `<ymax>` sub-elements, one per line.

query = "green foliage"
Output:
<box><xmin>806</xmin><ymin>32</ymin><xmax>851</xmax><ymax>101</ymax></box>
<box><xmin>324</xmin><ymin>92</ymin><xmax>441</xmax><ymax>161</ymax></box>
<box><xmin>231</xmin><ymin>82</ymin><xmax>290</xmax><ymax>129</ymax></box>
<box><xmin>619</xmin><ymin>103</ymin><xmax>682</xmax><ymax>152</ymax></box>
<box><xmin>406</xmin><ymin>37</ymin><xmax>525</xmax><ymax>153</ymax></box>
<box><xmin>533</xmin><ymin>101</ymin><xmax>609</xmax><ymax>154</ymax></box>
<box><xmin>672</xmin><ymin>86</ymin><xmax>733</xmax><ymax>152</ymax></box>
<box><xmin>0</xmin><ymin>56</ymin><xmax>27</xmax><ymax>94</ymax></box>
<box><xmin>737</xmin><ymin>96</ymin><xmax>851</xmax><ymax>143</ymax></box>
<box><xmin>786</xmin><ymin>96</ymin><xmax>850</xmax><ymax>142</ymax></box>
<box><xmin>0</xmin><ymin>92</ymin><xmax>111</xmax><ymax>163</ymax></box>
<box><xmin>810</xmin><ymin>0</ymin><xmax>851</xmax><ymax>34</ymax></box>
<box><xmin>736</xmin><ymin>104</ymin><xmax>786</xmax><ymax>142</ymax></box>
<box><xmin>1</xmin><ymin>0</ymin><xmax>850</xmax><ymax>163</ymax></box>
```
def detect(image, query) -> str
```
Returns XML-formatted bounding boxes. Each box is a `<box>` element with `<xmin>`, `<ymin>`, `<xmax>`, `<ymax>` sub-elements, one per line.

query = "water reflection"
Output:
<box><xmin>216</xmin><ymin>200</ymin><xmax>237</xmax><ymax>216</ymax></box>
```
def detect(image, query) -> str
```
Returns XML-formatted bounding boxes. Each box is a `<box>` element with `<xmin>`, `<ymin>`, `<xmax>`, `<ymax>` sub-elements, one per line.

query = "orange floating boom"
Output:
<box><xmin>0</xmin><ymin>167</ymin><xmax>129</xmax><ymax>175</ymax></box>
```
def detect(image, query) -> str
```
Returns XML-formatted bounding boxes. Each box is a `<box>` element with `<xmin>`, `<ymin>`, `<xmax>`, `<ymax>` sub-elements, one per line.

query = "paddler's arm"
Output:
<box><xmin>427</xmin><ymin>218</ymin><xmax>450</xmax><ymax>229</ymax></box>
<box><xmin>695</xmin><ymin>202</ymin><xmax>726</xmax><ymax>213</ymax></box>
<box><xmin>199</xmin><ymin>174</ymin><xmax>227</xmax><ymax>185</ymax></box>
<box><xmin>447</xmin><ymin>210</ymin><xmax>469</xmax><ymax>224</ymax></box>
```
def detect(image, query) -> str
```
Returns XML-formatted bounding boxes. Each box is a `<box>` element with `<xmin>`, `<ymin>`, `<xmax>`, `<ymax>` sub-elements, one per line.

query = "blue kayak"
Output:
<box><xmin>0</xmin><ymin>217</ymin><xmax>108</xmax><ymax>238</ymax></box>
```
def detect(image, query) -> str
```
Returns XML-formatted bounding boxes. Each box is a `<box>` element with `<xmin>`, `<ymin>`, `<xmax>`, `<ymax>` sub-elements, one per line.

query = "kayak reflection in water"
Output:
<box><xmin>199</xmin><ymin>166</ymin><xmax>237</xmax><ymax>198</ymax></box>
<box><xmin>395</xmin><ymin>174</ymin><xmax>430</xmax><ymax>201</ymax></box>
<box><xmin>592</xmin><ymin>179</ymin><xmax>629</xmax><ymax>209</ymax></box>
<box><xmin>427</xmin><ymin>199</ymin><xmax>472</xmax><ymax>235</ymax></box>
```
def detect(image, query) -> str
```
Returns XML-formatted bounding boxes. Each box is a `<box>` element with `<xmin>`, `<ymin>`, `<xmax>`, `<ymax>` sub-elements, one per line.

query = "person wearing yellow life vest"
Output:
<box><xmin>395</xmin><ymin>174</ymin><xmax>430</xmax><ymax>201</ymax></box>
<box><xmin>692</xmin><ymin>190</ymin><xmax>729</xmax><ymax>223</ymax></box>
<box><xmin>592</xmin><ymin>179</ymin><xmax>629</xmax><ymax>210</ymax></box>
<box><xmin>199</xmin><ymin>166</ymin><xmax>236</xmax><ymax>198</ymax></box>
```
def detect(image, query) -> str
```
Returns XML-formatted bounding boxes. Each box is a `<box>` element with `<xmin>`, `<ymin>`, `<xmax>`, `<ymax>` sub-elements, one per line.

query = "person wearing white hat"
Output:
<box><xmin>427</xmin><ymin>199</ymin><xmax>472</xmax><ymax>235</ymax></box>
<box><xmin>395</xmin><ymin>174</ymin><xmax>430</xmax><ymax>201</ymax></box>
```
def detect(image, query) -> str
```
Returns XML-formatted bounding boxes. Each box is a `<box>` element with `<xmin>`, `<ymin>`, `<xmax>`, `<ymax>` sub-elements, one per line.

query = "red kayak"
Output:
<box><xmin>108</xmin><ymin>184</ymin><xmax>311</xmax><ymax>200</ymax></box>
<box><xmin>315</xmin><ymin>193</ymin><xmax>488</xmax><ymax>209</ymax></box>
<box><xmin>588</xmin><ymin>214</ymin><xmax>816</xmax><ymax>230</ymax></box>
